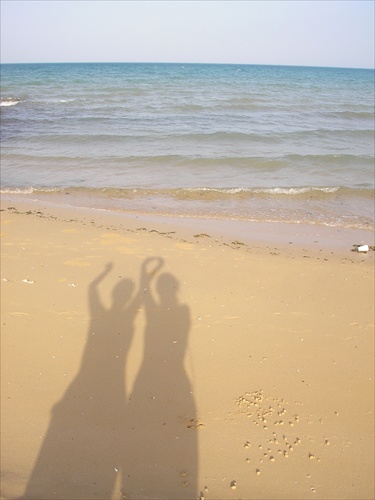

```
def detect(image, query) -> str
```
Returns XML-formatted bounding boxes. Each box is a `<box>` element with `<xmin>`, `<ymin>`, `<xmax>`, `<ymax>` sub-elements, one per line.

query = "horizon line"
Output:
<box><xmin>1</xmin><ymin>61</ymin><xmax>374</xmax><ymax>71</ymax></box>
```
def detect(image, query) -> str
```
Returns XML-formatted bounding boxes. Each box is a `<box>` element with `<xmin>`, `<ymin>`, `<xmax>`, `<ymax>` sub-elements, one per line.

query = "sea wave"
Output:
<box><xmin>326</xmin><ymin>111</ymin><xmax>375</xmax><ymax>120</ymax></box>
<box><xmin>235</xmin><ymin>186</ymin><xmax>343</xmax><ymax>195</ymax></box>
<box><xmin>3</xmin><ymin>151</ymin><xmax>372</xmax><ymax>170</ymax></box>
<box><xmin>174</xmin><ymin>186</ymin><xmax>373</xmax><ymax>200</ymax></box>
<box><xmin>2</xmin><ymin>184</ymin><xmax>373</xmax><ymax>231</ymax></box>
<box><xmin>0</xmin><ymin>187</ymin><xmax>36</xmax><ymax>194</ymax></box>
<box><xmin>183</xmin><ymin>186</ymin><xmax>342</xmax><ymax>196</ymax></box>
<box><xmin>253</xmin><ymin>187</ymin><xmax>340</xmax><ymax>195</ymax></box>
<box><xmin>2</xmin><ymin>185</ymin><xmax>372</xmax><ymax>199</ymax></box>
<box><xmin>0</xmin><ymin>98</ymin><xmax>21</xmax><ymax>107</ymax></box>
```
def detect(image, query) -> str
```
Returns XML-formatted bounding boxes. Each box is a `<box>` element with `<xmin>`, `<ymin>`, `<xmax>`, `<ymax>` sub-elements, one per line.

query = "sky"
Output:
<box><xmin>0</xmin><ymin>0</ymin><xmax>374</xmax><ymax>68</ymax></box>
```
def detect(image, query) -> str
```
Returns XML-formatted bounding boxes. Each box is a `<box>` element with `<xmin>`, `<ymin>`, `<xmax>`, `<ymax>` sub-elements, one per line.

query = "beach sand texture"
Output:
<box><xmin>1</xmin><ymin>201</ymin><xmax>374</xmax><ymax>500</ymax></box>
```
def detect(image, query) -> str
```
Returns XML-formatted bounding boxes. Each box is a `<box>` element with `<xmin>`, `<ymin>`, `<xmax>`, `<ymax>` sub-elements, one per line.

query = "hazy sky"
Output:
<box><xmin>1</xmin><ymin>0</ymin><xmax>374</xmax><ymax>68</ymax></box>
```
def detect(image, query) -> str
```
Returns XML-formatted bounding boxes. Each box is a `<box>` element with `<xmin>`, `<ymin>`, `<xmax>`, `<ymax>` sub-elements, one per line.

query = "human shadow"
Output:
<box><xmin>121</xmin><ymin>259</ymin><xmax>198</xmax><ymax>499</ymax></box>
<box><xmin>22</xmin><ymin>262</ymin><xmax>145</xmax><ymax>499</ymax></box>
<box><xmin>22</xmin><ymin>259</ymin><xmax>198</xmax><ymax>500</ymax></box>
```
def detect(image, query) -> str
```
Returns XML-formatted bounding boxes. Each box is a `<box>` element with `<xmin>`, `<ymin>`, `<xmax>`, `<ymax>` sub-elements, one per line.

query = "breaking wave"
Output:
<box><xmin>0</xmin><ymin>97</ymin><xmax>21</xmax><ymax>107</ymax></box>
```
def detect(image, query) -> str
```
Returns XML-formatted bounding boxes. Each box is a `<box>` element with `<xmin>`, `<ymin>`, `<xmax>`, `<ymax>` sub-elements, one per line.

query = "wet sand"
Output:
<box><xmin>1</xmin><ymin>198</ymin><xmax>374</xmax><ymax>500</ymax></box>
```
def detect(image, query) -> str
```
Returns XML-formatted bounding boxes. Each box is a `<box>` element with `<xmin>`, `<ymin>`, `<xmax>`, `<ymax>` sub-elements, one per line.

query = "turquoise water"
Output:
<box><xmin>1</xmin><ymin>63</ymin><xmax>374</xmax><ymax>229</ymax></box>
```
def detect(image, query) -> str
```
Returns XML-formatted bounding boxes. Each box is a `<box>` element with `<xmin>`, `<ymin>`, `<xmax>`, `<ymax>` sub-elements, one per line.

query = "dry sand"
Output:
<box><xmin>1</xmin><ymin>198</ymin><xmax>374</xmax><ymax>500</ymax></box>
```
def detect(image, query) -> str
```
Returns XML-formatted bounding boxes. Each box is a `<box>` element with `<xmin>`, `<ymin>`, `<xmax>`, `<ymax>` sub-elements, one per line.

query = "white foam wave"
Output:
<box><xmin>185</xmin><ymin>186</ymin><xmax>340</xmax><ymax>195</ymax></box>
<box><xmin>0</xmin><ymin>98</ymin><xmax>21</xmax><ymax>107</ymax></box>
<box><xmin>0</xmin><ymin>187</ymin><xmax>35</xmax><ymax>194</ymax></box>
<box><xmin>253</xmin><ymin>187</ymin><xmax>340</xmax><ymax>195</ymax></box>
<box><xmin>186</xmin><ymin>187</ymin><xmax>248</xmax><ymax>194</ymax></box>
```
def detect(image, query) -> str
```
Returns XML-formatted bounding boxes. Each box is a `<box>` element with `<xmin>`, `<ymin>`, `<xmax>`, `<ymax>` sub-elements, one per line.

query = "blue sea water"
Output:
<box><xmin>1</xmin><ymin>62</ymin><xmax>374</xmax><ymax>230</ymax></box>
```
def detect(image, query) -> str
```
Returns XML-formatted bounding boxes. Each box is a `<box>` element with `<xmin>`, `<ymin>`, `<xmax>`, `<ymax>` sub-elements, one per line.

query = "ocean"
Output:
<box><xmin>1</xmin><ymin>62</ymin><xmax>374</xmax><ymax>230</ymax></box>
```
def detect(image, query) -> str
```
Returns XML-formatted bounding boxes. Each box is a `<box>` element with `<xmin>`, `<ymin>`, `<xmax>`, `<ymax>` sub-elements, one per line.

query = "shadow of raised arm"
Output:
<box><xmin>139</xmin><ymin>257</ymin><xmax>164</xmax><ymax>309</ymax></box>
<box><xmin>89</xmin><ymin>262</ymin><xmax>113</xmax><ymax>316</ymax></box>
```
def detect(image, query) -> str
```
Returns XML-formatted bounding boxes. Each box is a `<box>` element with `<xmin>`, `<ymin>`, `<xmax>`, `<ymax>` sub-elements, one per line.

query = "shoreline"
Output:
<box><xmin>1</xmin><ymin>193</ymin><xmax>374</xmax><ymax>258</ymax></box>
<box><xmin>1</xmin><ymin>186</ymin><xmax>374</xmax><ymax>234</ymax></box>
<box><xmin>1</xmin><ymin>196</ymin><xmax>374</xmax><ymax>499</ymax></box>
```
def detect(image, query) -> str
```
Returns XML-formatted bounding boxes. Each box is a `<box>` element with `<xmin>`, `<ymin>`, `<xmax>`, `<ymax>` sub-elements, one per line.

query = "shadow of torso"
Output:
<box><xmin>122</xmin><ymin>277</ymin><xmax>198</xmax><ymax>500</ymax></box>
<box><xmin>23</xmin><ymin>277</ymin><xmax>137</xmax><ymax>500</ymax></box>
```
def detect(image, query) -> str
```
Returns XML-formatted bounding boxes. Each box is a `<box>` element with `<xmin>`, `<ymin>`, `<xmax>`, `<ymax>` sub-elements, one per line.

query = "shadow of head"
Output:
<box><xmin>111</xmin><ymin>279</ymin><xmax>135</xmax><ymax>309</ymax></box>
<box><xmin>156</xmin><ymin>273</ymin><xmax>179</xmax><ymax>305</ymax></box>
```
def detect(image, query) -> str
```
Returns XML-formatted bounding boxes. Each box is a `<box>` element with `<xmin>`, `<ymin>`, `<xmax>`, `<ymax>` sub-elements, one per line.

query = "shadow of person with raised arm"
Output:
<box><xmin>22</xmin><ymin>262</ymin><xmax>155</xmax><ymax>500</ymax></box>
<box><xmin>121</xmin><ymin>258</ymin><xmax>198</xmax><ymax>500</ymax></box>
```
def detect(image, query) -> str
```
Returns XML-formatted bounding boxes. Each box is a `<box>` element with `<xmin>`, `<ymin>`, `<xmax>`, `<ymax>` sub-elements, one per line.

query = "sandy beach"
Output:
<box><xmin>1</xmin><ymin>198</ymin><xmax>374</xmax><ymax>500</ymax></box>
